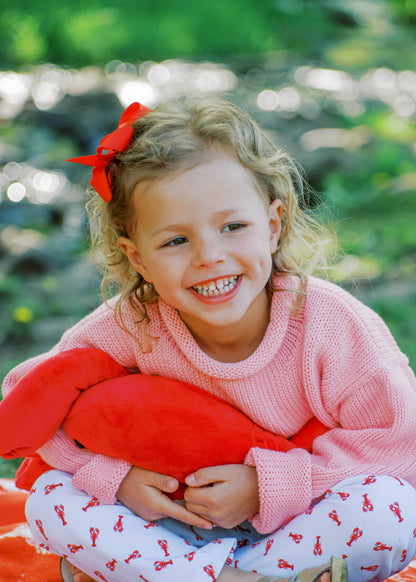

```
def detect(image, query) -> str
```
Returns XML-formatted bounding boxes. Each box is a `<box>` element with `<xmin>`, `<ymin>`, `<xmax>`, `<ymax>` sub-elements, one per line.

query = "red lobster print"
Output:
<box><xmin>390</xmin><ymin>502</ymin><xmax>404</xmax><ymax>523</ymax></box>
<box><xmin>139</xmin><ymin>576</ymin><xmax>150</xmax><ymax>582</ymax></box>
<box><xmin>278</xmin><ymin>559</ymin><xmax>294</xmax><ymax>570</ymax></box>
<box><xmin>93</xmin><ymin>571</ymin><xmax>109</xmax><ymax>582</ymax></box>
<box><xmin>374</xmin><ymin>542</ymin><xmax>392</xmax><ymax>551</ymax></box>
<box><xmin>54</xmin><ymin>504</ymin><xmax>67</xmax><ymax>525</ymax></box>
<box><xmin>329</xmin><ymin>510</ymin><xmax>341</xmax><ymax>526</ymax></box>
<box><xmin>35</xmin><ymin>519</ymin><xmax>48</xmax><ymax>540</ymax></box>
<box><xmin>68</xmin><ymin>543</ymin><xmax>84</xmax><ymax>554</ymax></box>
<box><xmin>393</xmin><ymin>476</ymin><xmax>405</xmax><ymax>486</ymax></box>
<box><xmin>144</xmin><ymin>521</ymin><xmax>159</xmax><ymax>529</ymax></box>
<box><xmin>154</xmin><ymin>559</ymin><xmax>173</xmax><ymax>571</ymax></box>
<box><xmin>82</xmin><ymin>497</ymin><xmax>100</xmax><ymax>512</ymax></box>
<box><xmin>289</xmin><ymin>532</ymin><xmax>303</xmax><ymax>544</ymax></box>
<box><xmin>90</xmin><ymin>527</ymin><xmax>99</xmax><ymax>547</ymax></box>
<box><xmin>44</xmin><ymin>482</ymin><xmax>63</xmax><ymax>495</ymax></box>
<box><xmin>114</xmin><ymin>515</ymin><xmax>124</xmax><ymax>532</ymax></box>
<box><xmin>263</xmin><ymin>539</ymin><xmax>274</xmax><ymax>556</ymax></box>
<box><xmin>361</xmin><ymin>565</ymin><xmax>379</xmax><ymax>572</ymax></box>
<box><xmin>125</xmin><ymin>550</ymin><xmax>142</xmax><ymax>564</ymax></box>
<box><xmin>185</xmin><ymin>551</ymin><xmax>196</xmax><ymax>561</ymax></box>
<box><xmin>106</xmin><ymin>559</ymin><xmax>117</xmax><ymax>571</ymax></box>
<box><xmin>362</xmin><ymin>494</ymin><xmax>374</xmax><ymax>512</ymax></box>
<box><xmin>337</xmin><ymin>492</ymin><xmax>350</xmax><ymax>501</ymax></box>
<box><xmin>314</xmin><ymin>536</ymin><xmax>323</xmax><ymax>556</ymax></box>
<box><xmin>401</xmin><ymin>550</ymin><xmax>408</xmax><ymax>563</ymax></box>
<box><xmin>203</xmin><ymin>565</ymin><xmax>217</xmax><ymax>581</ymax></box>
<box><xmin>158</xmin><ymin>539</ymin><xmax>170</xmax><ymax>556</ymax></box>
<box><xmin>347</xmin><ymin>528</ymin><xmax>363</xmax><ymax>546</ymax></box>
<box><xmin>362</xmin><ymin>476</ymin><xmax>376</xmax><ymax>485</ymax></box>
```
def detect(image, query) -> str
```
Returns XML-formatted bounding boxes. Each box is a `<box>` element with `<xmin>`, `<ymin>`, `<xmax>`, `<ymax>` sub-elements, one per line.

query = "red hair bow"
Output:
<box><xmin>67</xmin><ymin>102</ymin><xmax>152</xmax><ymax>202</ymax></box>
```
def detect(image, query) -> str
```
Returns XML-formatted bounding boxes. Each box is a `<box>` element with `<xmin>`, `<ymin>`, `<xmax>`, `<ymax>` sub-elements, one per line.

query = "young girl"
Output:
<box><xmin>3</xmin><ymin>98</ymin><xmax>416</xmax><ymax>582</ymax></box>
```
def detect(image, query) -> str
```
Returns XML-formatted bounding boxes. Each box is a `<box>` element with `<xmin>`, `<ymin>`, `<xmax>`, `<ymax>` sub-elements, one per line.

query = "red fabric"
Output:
<box><xmin>15</xmin><ymin>455</ymin><xmax>55</xmax><ymax>492</ymax></box>
<box><xmin>67</xmin><ymin>102</ymin><xmax>151</xmax><ymax>201</ymax></box>
<box><xmin>0</xmin><ymin>348</ymin><xmax>129</xmax><ymax>458</ymax></box>
<box><xmin>0</xmin><ymin>348</ymin><xmax>327</xmax><ymax>497</ymax></box>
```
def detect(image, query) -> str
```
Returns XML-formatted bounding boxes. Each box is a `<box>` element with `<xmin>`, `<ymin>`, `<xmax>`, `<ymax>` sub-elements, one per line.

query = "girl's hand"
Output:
<box><xmin>116</xmin><ymin>466</ymin><xmax>213</xmax><ymax>529</ymax></box>
<box><xmin>184</xmin><ymin>464</ymin><xmax>259</xmax><ymax>529</ymax></box>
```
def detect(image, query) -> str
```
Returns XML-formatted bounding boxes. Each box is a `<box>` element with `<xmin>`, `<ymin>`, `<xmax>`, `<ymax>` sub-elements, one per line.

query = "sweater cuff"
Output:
<box><xmin>37</xmin><ymin>428</ymin><xmax>131</xmax><ymax>504</ymax></box>
<box><xmin>245</xmin><ymin>447</ymin><xmax>312</xmax><ymax>534</ymax></box>
<box><xmin>72</xmin><ymin>455</ymin><xmax>132</xmax><ymax>504</ymax></box>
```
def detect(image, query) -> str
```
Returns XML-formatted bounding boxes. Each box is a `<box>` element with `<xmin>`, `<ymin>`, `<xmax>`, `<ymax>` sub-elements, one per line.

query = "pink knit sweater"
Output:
<box><xmin>3</xmin><ymin>276</ymin><xmax>416</xmax><ymax>534</ymax></box>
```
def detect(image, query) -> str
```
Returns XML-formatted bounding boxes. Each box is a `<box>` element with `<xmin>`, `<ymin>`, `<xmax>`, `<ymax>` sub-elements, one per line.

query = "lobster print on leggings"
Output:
<box><xmin>26</xmin><ymin>471</ymin><xmax>416</xmax><ymax>582</ymax></box>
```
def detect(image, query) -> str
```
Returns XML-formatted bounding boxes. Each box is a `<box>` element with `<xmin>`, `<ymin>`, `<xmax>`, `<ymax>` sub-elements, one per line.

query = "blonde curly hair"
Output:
<box><xmin>86</xmin><ymin>96</ymin><xmax>333</xmax><ymax>335</ymax></box>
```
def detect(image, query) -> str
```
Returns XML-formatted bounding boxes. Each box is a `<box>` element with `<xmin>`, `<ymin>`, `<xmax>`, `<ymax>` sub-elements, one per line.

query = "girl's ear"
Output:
<box><xmin>118</xmin><ymin>237</ymin><xmax>153</xmax><ymax>283</ymax></box>
<box><xmin>268</xmin><ymin>199</ymin><xmax>283</xmax><ymax>253</ymax></box>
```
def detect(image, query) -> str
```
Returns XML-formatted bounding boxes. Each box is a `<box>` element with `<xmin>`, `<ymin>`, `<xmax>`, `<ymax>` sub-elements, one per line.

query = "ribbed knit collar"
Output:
<box><xmin>158</xmin><ymin>277</ymin><xmax>303</xmax><ymax>380</ymax></box>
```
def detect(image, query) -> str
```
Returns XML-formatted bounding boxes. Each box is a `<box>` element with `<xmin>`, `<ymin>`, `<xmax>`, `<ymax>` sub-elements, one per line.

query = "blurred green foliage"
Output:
<box><xmin>3</xmin><ymin>0</ymin><xmax>322</xmax><ymax>66</ymax></box>
<box><xmin>0</xmin><ymin>457</ymin><xmax>22</xmax><ymax>478</ymax></box>
<box><xmin>1</xmin><ymin>0</ymin><xmax>415</xmax><ymax>68</ymax></box>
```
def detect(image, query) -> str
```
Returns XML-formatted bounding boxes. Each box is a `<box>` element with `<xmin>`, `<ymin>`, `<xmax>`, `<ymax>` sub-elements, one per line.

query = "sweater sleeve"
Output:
<box><xmin>245</xmin><ymin>284</ymin><xmax>416</xmax><ymax>534</ymax></box>
<box><xmin>2</xmin><ymin>299</ymin><xmax>138</xmax><ymax>502</ymax></box>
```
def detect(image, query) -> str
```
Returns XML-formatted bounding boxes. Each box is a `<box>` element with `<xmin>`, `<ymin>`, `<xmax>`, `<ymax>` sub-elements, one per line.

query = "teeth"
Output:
<box><xmin>193</xmin><ymin>276</ymin><xmax>238</xmax><ymax>297</ymax></box>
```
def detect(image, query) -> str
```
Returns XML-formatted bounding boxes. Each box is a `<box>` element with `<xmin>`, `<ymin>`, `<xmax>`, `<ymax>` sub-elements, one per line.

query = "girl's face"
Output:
<box><xmin>119</xmin><ymin>153</ymin><xmax>282</xmax><ymax>350</ymax></box>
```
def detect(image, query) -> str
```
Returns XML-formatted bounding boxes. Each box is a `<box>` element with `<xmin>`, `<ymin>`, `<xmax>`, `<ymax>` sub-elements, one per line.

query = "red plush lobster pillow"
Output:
<box><xmin>0</xmin><ymin>348</ymin><xmax>328</xmax><ymax>497</ymax></box>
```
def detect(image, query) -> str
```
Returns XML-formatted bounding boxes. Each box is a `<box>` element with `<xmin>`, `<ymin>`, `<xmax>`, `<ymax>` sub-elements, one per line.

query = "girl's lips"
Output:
<box><xmin>189</xmin><ymin>275</ymin><xmax>241</xmax><ymax>303</ymax></box>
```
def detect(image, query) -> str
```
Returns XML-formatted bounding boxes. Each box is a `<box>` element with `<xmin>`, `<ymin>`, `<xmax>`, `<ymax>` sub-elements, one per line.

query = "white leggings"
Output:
<box><xmin>26</xmin><ymin>470</ymin><xmax>416</xmax><ymax>582</ymax></box>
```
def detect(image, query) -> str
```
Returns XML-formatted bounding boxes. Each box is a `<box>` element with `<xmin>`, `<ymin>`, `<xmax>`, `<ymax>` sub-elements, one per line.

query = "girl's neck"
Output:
<box><xmin>182</xmin><ymin>291</ymin><xmax>272</xmax><ymax>363</ymax></box>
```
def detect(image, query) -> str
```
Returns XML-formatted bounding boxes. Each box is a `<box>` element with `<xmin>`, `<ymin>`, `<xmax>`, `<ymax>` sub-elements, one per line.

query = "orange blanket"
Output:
<box><xmin>0</xmin><ymin>479</ymin><xmax>60</xmax><ymax>582</ymax></box>
<box><xmin>1</xmin><ymin>478</ymin><xmax>415</xmax><ymax>582</ymax></box>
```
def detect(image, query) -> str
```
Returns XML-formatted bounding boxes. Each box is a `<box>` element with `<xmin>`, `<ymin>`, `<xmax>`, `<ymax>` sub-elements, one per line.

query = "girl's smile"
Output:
<box><xmin>119</xmin><ymin>152</ymin><xmax>282</xmax><ymax>360</ymax></box>
<box><xmin>190</xmin><ymin>274</ymin><xmax>240</xmax><ymax>300</ymax></box>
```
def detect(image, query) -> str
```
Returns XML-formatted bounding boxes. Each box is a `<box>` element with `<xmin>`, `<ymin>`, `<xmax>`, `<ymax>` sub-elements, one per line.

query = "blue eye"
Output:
<box><xmin>223</xmin><ymin>222</ymin><xmax>245</xmax><ymax>232</ymax></box>
<box><xmin>163</xmin><ymin>236</ymin><xmax>188</xmax><ymax>247</ymax></box>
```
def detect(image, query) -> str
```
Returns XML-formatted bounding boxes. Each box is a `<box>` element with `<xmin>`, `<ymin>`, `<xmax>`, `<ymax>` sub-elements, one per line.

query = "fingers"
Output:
<box><xmin>183</xmin><ymin>464</ymin><xmax>260</xmax><ymax>529</ymax></box>
<box><xmin>185</xmin><ymin>465</ymin><xmax>227</xmax><ymax>488</ymax></box>
<box><xmin>183</xmin><ymin>478</ymin><xmax>220</xmax><ymax>524</ymax></box>
<box><xmin>183</xmin><ymin>499</ymin><xmax>213</xmax><ymax>522</ymax></box>
<box><xmin>119</xmin><ymin>466</ymin><xmax>179</xmax><ymax>492</ymax></box>
<box><xmin>184</xmin><ymin>465</ymin><xmax>231</xmax><ymax>512</ymax></box>
<box><xmin>144</xmin><ymin>474</ymin><xmax>212</xmax><ymax>528</ymax></box>
<box><xmin>143</xmin><ymin>469</ymin><xmax>214</xmax><ymax>527</ymax></box>
<box><xmin>163</xmin><ymin>498</ymin><xmax>213</xmax><ymax>529</ymax></box>
<box><xmin>116</xmin><ymin>465</ymin><xmax>212</xmax><ymax>529</ymax></box>
<box><xmin>145</xmin><ymin>469</ymin><xmax>179</xmax><ymax>493</ymax></box>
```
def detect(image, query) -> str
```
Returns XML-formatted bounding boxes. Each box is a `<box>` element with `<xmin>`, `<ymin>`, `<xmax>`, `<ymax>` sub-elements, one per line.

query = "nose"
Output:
<box><xmin>192</xmin><ymin>235</ymin><xmax>225</xmax><ymax>268</ymax></box>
